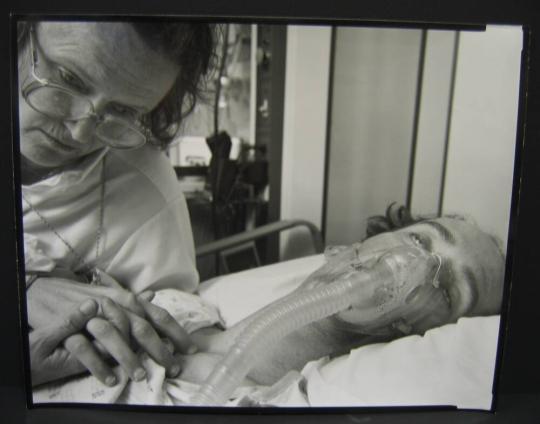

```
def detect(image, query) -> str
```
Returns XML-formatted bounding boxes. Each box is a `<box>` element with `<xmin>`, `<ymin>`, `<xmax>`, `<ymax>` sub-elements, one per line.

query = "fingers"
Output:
<box><xmin>86</xmin><ymin>317</ymin><xmax>146</xmax><ymax>382</ymax></box>
<box><xmin>64</xmin><ymin>333</ymin><xmax>117</xmax><ymax>387</ymax></box>
<box><xmin>137</xmin><ymin>297</ymin><xmax>197</xmax><ymax>355</ymax></box>
<box><xmin>127</xmin><ymin>312</ymin><xmax>181</xmax><ymax>378</ymax></box>
<box><xmin>108</xmin><ymin>290</ymin><xmax>146</xmax><ymax>317</ymax></box>
<box><xmin>93</xmin><ymin>270</ymin><xmax>146</xmax><ymax>316</ymax></box>
<box><xmin>100</xmin><ymin>297</ymin><xmax>130</xmax><ymax>341</ymax></box>
<box><xmin>138</xmin><ymin>290</ymin><xmax>155</xmax><ymax>302</ymax></box>
<box><xmin>89</xmin><ymin>297</ymin><xmax>130</xmax><ymax>359</ymax></box>
<box><xmin>44</xmin><ymin>299</ymin><xmax>98</xmax><ymax>349</ymax></box>
<box><xmin>30</xmin><ymin>345</ymin><xmax>88</xmax><ymax>387</ymax></box>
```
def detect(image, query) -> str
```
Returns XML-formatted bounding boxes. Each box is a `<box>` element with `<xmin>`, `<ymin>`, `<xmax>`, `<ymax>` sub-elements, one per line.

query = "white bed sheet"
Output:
<box><xmin>33</xmin><ymin>254</ymin><xmax>501</xmax><ymax>409</ymax></box>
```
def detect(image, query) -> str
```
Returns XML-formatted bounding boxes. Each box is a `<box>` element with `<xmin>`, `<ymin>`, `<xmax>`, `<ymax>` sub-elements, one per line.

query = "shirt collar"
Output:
<box><xmin>22</xmin><ymin>147</ymin><xmax>110</xmax><ymax>191</ymax></box>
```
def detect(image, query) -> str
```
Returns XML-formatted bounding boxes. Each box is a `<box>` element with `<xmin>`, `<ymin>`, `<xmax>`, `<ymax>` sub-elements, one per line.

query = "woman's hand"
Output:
<box><xmin>26</xmin><ymin>272</ymin><xmax>197</xmax><ymax>383</ymax></box>
<box><xmin>30</xmin><ymin>299</ymin><xmax>100</xmax><ymax>386</ymax></box>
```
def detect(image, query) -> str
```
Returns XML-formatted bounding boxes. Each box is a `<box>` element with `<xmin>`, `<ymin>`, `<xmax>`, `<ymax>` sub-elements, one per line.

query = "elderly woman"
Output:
<box><xmin>18</xmin><ymin>20</ymin><xmax>216</xmax><ymax>386</ymax></box>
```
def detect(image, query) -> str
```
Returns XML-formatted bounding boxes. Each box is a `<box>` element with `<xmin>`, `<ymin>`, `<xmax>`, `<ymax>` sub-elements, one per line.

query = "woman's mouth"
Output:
<box><xmin>38</xmin><ymin>129</ymin><xmax>78</xmax><ymax>153</ymax></box>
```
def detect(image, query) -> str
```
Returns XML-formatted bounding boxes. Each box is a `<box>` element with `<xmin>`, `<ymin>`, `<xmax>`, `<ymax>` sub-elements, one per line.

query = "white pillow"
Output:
<box><xmin>304</xmin><ymin>315</ymin><xmax>500</xmax><ymax>409</ymax></box>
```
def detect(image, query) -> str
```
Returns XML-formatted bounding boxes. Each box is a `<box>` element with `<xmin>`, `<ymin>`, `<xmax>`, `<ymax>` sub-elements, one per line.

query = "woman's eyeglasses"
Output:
<box><xmin>21</xmin><ymin>26</ymin><xmax>154</xmax><ymax>150</ymax></box>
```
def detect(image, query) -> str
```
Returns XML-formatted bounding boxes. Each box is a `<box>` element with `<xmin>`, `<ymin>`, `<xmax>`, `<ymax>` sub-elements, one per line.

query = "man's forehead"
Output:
<box><xmin>410</xmin><ymin>220</ymin><xmax>457</xmax><ymax>245</ymax></box>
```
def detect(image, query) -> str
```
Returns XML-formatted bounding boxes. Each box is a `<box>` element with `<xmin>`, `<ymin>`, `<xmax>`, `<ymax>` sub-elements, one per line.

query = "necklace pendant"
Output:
<box><xmin>88</xmin><ymin>268</ymin><xmax>103</xmax><ymax>286</ymax></box>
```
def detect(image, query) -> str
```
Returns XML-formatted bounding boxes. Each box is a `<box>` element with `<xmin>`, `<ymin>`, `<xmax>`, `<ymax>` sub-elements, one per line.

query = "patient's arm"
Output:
<box><xmin>242</xmin><ymin>319</ymin><xmax>381</xmax><ymax>385</ymax></box>
<box><xmin>185</xmin><ymin>316</ymin><xmax>381</xmax><ymax>386</ymax></box>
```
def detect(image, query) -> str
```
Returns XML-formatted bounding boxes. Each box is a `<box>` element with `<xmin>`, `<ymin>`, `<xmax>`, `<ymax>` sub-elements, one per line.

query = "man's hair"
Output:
<box><xmin>17</xmin><ymin>20</ymin><xmax>218</xmax><ymax>149</ymax></box>
<box><xmin>365</xmin><ymin>203</ymin><xmax>425</xmax><ymax>239</ymax></box>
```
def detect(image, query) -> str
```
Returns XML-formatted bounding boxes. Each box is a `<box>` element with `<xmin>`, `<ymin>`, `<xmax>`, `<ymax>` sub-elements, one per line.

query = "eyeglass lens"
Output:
<box><xmin>27</xmin><ymin>86</ymin><xmax>90</xmax><ymax>120</ymax></box>
<box><xmin>26</xmin><ymin>86</ymin><xmax>146</xmax><ymax>148</ymax></box>
<box><xmin>96</xmin><ymin>118</ymin><xmax>146</xmax><ymax>148</ymax></box>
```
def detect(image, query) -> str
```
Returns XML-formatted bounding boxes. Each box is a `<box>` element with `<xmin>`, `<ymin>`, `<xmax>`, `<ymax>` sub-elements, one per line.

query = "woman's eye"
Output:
<box><xmin>111</xmin><ymin>104</ymin><xmax>126</xmax><ymax>114</ymax></box>
<box><xmin>57</xmin><ymin>67</ymin><xmax>86</xmax><ymax>91</ymax></box>
<box><xmin>110</xmin><ymin>104</ymin><xmax>138</xmax><ymax>119</ymax></box>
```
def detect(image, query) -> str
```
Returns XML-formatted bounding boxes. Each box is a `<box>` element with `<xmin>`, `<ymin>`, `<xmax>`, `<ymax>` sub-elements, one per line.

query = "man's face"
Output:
<box><xmin>18</xmin><ymin>22</ymin><xmax>180</xmax><ymax>172</ymax></box>
<box><xmin>335</xmin><ymin>217</ymin><xmax>505</xmax><ymax>333</ymax></box>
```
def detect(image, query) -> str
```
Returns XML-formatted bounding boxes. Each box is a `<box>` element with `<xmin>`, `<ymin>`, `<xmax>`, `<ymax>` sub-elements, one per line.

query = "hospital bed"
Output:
<box><xmin>32</xmin><ymin>220</ymin><xmax>501</xmax><ymax>410</ymax></box>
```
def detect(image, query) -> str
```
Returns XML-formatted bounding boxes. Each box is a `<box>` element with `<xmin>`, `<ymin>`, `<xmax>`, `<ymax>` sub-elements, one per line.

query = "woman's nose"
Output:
<box><xmin>64</xmin><ymin>116</ymin><xmax>98</xmax><ymax>145</ymax></box>
<box><xmin>64</xmin><ymin>96</ymin><xmax>107</xmax><ymax>145</ymax></box>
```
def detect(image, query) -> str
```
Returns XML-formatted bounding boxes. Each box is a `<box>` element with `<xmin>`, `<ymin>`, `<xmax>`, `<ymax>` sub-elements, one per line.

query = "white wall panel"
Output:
<box><xmin>325</xmin><ymin>28</ymin><xmax>422</xmax><ymax>245</ymax></box>
<box><xmin>410</xmin><ymin>31</ymin><xmax>456</xmax><ymax>215</ymax></box>
<box><xmin>280</xmin><ymin>26</ymin><xmax>332</xmax><ymax>259</ymax></box>
<box><xmin>442</xmin><ymin>26</ymin><xmax>522</xmax><ymax>247</ymax></box>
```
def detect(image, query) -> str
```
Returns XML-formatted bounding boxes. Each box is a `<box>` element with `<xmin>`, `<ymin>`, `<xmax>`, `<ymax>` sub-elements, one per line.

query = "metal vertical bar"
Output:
<box><xmin>406</xmin><ymin>29</ymin><xmax>428</xmax><ymax>210</ymax></box>
<box><xmin>321</xmin><ymin>26</ymin><xmax>337</xmax><ymax>241</ymax></box>
<box><xmin>438</xmin><ymin>31</ymin><xmax>461</xmax><ymax>216</ymax></box>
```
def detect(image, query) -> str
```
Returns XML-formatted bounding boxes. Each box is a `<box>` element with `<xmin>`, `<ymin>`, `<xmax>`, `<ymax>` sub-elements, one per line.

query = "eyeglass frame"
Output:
<box><xmin>21</xmin><ymin>25</ymin><xmax>156</xmax><ymax>150</ymax></box>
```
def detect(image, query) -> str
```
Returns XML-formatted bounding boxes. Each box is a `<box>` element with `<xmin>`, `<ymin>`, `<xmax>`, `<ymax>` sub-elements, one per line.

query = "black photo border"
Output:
<box><xmin>2</xmin><ymin>1</ymin><xmax>540</xmax><ymax>423</ymax></box>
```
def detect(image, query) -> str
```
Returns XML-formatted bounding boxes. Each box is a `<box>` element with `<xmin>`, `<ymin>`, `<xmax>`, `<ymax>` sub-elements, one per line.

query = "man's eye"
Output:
<box><xmin>410</xmin><ymin>232</ymin><xmax>427</xmax><ymax>247</ymax></box>
<box><xmin>57</xmin><ymin>67</ymin><xmax>87</xmax><ymax>92</ymax></box>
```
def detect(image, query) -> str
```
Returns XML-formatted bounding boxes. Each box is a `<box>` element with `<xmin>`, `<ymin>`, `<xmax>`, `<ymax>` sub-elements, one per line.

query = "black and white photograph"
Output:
<box><xmin>14</xmin><ymin>17</ymin><xmax>523</xmax><ymax>409</ymax></box>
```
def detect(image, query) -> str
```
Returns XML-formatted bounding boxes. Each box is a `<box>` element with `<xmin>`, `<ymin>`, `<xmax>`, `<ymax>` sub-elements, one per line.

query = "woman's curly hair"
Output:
<box><xmin>131</xmin><ymin>22</ymin><xmax>218</xmax><ymax>148</ymax></box>
<box><xmin>17</xmin><ymin>20</ymin><xmax>218</xmax><ymax>149</ymax></box>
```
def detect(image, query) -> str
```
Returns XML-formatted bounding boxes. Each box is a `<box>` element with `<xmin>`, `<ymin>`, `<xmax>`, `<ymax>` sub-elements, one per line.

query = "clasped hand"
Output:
<box><xmin>27</xmin><ymin>270</ymin><xmax>197</xmax><ymax>386</ymax></box>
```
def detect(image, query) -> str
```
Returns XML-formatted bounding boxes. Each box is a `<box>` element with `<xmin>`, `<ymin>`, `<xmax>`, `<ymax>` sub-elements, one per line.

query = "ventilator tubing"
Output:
<box><xmin>191</xmin><ymin>245</ymin><xmax>446</xmax><ymax>406</ymax></box>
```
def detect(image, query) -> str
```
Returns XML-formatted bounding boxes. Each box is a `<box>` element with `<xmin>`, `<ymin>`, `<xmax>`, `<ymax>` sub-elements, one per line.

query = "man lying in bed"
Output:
<box><xmin>181</xmin><ymin>204</ymin><xmax>505</xmax><ymax>388</ymax></box>
<box><xmin>32</xmin><ymin>204</ymin><xmax>505</xmax><ymax>405</ymax></box>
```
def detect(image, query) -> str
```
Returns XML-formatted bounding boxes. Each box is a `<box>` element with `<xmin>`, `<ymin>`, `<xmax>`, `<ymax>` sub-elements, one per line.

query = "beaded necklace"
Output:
<box><xmin>22</xmin><ymin>156</ymin><xmax>107</xmax><ymax>284</ymax></box>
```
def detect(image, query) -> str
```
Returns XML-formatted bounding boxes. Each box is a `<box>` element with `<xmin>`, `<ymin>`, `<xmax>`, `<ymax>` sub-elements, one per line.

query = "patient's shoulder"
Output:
<box><xmin>311</xmin><ymin>318</ymin><xmax>382</xmax><ymax>358</ymax></box>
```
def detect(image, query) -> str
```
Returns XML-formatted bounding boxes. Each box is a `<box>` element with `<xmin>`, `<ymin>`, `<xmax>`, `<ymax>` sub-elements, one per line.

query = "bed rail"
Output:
<box><xmin>195</xmin><ymin>219</ymin><xmax>324</xmax><ymax>260</ymax></box>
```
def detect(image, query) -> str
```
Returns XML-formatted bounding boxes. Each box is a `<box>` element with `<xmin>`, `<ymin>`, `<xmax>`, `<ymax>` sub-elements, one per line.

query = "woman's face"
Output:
<box><xmin>337</xmin><ymin>217</ymin><xmax>505</xmax><ymax>331</ymax></box>
<box><xmin>18</xmin><ymin>22</ymin><xmax>180</xmax><ymax>172</ymax></box>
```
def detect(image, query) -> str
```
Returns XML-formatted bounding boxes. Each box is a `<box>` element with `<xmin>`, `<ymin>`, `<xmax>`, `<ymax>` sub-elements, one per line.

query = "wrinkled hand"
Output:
<box><xmin>30</xmin><ymin>299</ymin><xmax>98</xmax><ymax>386</ymax></box>
<box><xmin>27</xmin><ymin>271</ymin><xmax>197</xmax><ymax>385</ymax></box>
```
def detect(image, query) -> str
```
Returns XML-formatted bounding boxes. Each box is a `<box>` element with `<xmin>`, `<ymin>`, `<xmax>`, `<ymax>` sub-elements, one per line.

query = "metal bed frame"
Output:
<box><xmin>195</xmin><ymin>219</ymin><xmax>324</xmax><ymax>274</ymax></box>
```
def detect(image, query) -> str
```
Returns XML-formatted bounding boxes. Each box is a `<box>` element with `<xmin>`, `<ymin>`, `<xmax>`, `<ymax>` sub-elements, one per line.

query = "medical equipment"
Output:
<box><xmin>191</xmin><ymin>244</ymin><xmax>449</xmax><ymax>406</ymax></box>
